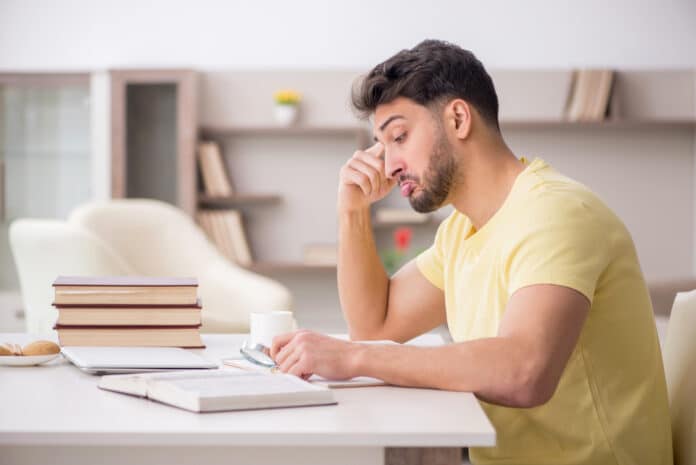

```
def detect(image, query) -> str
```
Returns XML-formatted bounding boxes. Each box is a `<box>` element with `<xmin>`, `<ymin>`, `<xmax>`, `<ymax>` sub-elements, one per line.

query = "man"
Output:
<box><xmin>270</xmin><ymin>40</ymin><xmax>672</xmax><ymax>464</ymax></box>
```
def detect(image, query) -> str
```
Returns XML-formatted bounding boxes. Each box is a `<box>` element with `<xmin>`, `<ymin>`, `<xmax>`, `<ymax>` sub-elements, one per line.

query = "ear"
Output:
<box><xmin>445</xmin><ymin>99</ymin><xmax>472</xmax><ymax>140</ymax></box>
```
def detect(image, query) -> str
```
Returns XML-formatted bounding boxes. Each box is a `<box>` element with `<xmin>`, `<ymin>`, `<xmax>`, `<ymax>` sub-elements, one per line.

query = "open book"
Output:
<box><xmin>98</xmin><ymin>369</ymin><xmax>336</xmax><ymax>412</ymax></box>
<box><xmin>223</xmin><ymin>358</ymin><xmax>387</xmax><ymax>388</ymax></box>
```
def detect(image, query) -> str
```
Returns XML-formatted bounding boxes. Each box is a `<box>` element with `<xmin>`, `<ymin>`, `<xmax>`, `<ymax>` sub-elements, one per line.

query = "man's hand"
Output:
<box><xmin>270</xmin><ymin>330</ymin><xmax>364</xmax><ymax>380</ymax></box>
<box><xmin>337</xmin><ymin>142</ymin><xmax>396</xmax><ymax>213</ymax></box>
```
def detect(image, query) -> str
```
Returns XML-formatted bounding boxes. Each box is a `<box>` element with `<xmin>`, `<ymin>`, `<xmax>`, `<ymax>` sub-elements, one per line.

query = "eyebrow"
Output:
<box><xmin>373</xmin><ymin>115</ymin><xmax>406</xmax><ymax>142</ymax></box>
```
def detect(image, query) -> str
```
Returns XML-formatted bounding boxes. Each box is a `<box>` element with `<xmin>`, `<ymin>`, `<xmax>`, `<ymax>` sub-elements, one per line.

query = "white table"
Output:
<box><xmin>0</xmin><ymin>333</ymin><xmax>495</xmax><ymax>465</ymax></box>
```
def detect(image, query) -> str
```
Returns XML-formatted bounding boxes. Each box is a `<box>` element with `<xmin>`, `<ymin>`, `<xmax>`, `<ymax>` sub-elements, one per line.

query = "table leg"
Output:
<box><xmin>385</xmin><ymin>447</ymin><xmax>463</xmax><ymax>465</ymax></box>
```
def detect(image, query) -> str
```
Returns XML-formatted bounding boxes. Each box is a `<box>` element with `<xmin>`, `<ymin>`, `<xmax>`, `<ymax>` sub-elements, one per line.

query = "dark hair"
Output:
<box><xmin>351</xmin><ymin>39</ymin><xmax>500</xmax><ymax>130</ymax></box>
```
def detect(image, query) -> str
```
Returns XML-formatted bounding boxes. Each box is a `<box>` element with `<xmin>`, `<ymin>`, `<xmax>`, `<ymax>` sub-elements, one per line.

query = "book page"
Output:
<box><xmin>150</xmin><ymin>371</ymin><xmax>324</xmax><ymax>397</ymax></box>
<box><xmin>222</xmin><ymin>359</ymin><xmax>386</xmax><ymax>388</ymax></box>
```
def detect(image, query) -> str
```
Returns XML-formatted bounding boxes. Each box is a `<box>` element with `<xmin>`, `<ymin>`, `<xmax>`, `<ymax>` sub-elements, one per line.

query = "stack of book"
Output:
<box><xmin>52</xmin><ymin>276</ymin><xmax>204</xmax><ymax>348</ymax></box>
<box><xmin>565</xmin><ymin>69</ymin><xmax>615</xmax><ymax>122</ymax></box>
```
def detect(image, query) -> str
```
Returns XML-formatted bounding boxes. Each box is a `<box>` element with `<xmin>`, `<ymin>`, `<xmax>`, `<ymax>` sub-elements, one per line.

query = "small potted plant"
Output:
<box><xmin>273</xmin><ymin>89</ymin><xmax>302</xmax><ymax>126</ymax></box>
<box><xmin>381</xmin><ymin>227</ymin><xmax>416</xmax><ymax>275</ymax></box>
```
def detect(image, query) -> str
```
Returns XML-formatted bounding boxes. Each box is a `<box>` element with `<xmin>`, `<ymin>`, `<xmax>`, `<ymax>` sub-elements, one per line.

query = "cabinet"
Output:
<box><xmin>110</xmin><ymin>69</ymin><xmax>197</xmax><ymax>216</ymax></box>
<box><xmin>0</xmin><ymin>73</ymin><xmax>92</xmax><ymax>290</ymax></box>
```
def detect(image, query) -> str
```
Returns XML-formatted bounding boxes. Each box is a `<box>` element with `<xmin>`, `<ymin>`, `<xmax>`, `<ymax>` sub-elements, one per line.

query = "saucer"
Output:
<box><xmin>0</xmin><ymin>353</ymin><xmax>61</xmax><ymax>366</ymax></box>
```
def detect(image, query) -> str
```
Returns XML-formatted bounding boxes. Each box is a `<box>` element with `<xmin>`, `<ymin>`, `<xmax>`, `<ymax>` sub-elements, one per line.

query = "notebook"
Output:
<box><xmin>61</xmin><ymin>346</ymin><xmax>218</xmax><ymax>374</ymax></box>
<box><xmin>98</xmin><ymin>369</ymin><xmax>337</xmax><ymax>412</ymax></box>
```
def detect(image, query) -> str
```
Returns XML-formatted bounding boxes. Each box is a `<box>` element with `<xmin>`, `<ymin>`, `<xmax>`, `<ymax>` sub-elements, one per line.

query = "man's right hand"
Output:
<box><xmin>337</xmin><ymin>142</ymin><xmax>397</xmax><ymax>213</ymax></box>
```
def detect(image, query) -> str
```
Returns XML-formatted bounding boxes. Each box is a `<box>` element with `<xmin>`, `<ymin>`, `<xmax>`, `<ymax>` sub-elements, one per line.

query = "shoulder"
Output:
<box><xmin>516</xmin><ymin>164</ymin><xmax>617</xmax><ymax>231</ymax></box>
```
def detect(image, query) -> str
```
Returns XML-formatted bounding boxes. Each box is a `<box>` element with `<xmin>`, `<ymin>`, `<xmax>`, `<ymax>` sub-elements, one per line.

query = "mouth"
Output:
<box><xmin>400</xmin><ymin>181</ymin><xmax>416</xmax><ymax>197</ymax></box>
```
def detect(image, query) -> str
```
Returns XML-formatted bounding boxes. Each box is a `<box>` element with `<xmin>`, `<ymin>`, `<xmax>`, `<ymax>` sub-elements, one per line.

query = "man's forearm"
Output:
<box><xmin>352</xmin><ymin>338</ymin><xmax>554</xmax><ymax>408</ymax></box>
<box><xmin>337</xmin><ymin>208</ymin><xmax>390</xmax><ymax>339</ymax></box>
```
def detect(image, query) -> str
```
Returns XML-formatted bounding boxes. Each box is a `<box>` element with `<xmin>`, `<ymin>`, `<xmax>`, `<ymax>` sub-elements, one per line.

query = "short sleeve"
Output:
<box><xmin>505</xmin><ymin>199</ymin><xmax>611</xmax><ymax>304</ymax></box>
<box><xmin>416</xmin><ymin>217</ymin><xmax>449</xmax><ymax>290</ymax></box>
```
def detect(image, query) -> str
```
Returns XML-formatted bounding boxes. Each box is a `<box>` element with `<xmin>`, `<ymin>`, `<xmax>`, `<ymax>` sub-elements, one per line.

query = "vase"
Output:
<box><xmin>274</xmin><ymin>104</ymin><xmax>299</xmax><ymax>126</ymax></box>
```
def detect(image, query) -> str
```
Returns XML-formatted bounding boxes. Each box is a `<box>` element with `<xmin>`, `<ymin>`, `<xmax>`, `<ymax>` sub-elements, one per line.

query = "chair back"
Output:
<box><xmin>663</xmin><ymin>289</ymin><xmax>696</xmax><ymax>465</ymax></box>
<box><xmin>9</xmin><ymin>219</ymin><xmax>133</xmax><ymax>334</ymax></box>
<box><xmin>69</xmin><ymin>199</ymin><xmax>222</xmax><ymax>276</ymax></box>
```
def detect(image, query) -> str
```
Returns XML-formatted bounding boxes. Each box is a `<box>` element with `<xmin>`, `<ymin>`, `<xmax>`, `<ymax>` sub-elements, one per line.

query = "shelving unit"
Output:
<box><xmin>200</xmin><ymin>124</ymin><xmax>370</xmax><ymax>140</ymax></box>
<box><xmin>372</xmin><ymin>217</ymin><xmax>440</xmax><ymax>229</ymax></box>
<box><xmin>102</xmin><ymin>68</ymin><xmax>695</xmax><ymax>332</ymax></box>
<box><xmin>499</xmin><ymin>119</ymin><xmax>696</xmax><ymax>129</ymax></box>
<box><xmin>198</xmin><ymin>193</ymin><xmax>282</xmax><ymax>208</ymax></box>
<box><xmin>248</xmin><ymin>262</ymin><xmax>337</xmax><ymax>273</ymax></box>
<box><xmin>197</xmin><ymin>106</ymin><xmax>371</xmax><ymax>274</ymax></box>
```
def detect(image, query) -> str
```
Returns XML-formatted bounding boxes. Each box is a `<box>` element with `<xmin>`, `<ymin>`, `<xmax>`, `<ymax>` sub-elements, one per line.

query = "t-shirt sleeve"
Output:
<box><xmin>505</xmin><ymin>199</ymin><xmax>611</xmax><ymax>304</ymax></box>
<box><xmin>416</xmin><ymin>218</ymin><xmax>448</xmax><ymax>290</ymax></box>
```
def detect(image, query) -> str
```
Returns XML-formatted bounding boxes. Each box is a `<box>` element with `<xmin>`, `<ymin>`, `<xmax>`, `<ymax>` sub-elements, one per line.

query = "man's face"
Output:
<box><xmin>373</xmin><ymin>97</ymin><xmax>457</xmax><ymax>213</ymax></box>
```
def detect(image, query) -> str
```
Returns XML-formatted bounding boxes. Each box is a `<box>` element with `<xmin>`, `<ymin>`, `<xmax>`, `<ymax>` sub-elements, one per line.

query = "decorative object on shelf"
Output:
<box><xmin>374</xmin><ymin>207</ymin><xmax>431</xmax><ymax>225</ymax></box>
<box><xmin>273</xmin><ymin>89</ymin><xmax>302</xmax><ymax>126</ymax></box>
<box><xmin>302</xmin><ymin>243</ymin><xmax>338</xmax><ymax>266</ymax></box>
<box><xmin>381</xmin><ymin>227</ymin><xmax>419</xmax><ymax>275</ymax></box>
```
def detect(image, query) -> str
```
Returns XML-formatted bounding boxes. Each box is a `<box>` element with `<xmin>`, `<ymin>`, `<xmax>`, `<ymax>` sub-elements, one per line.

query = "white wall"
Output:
<box><xmin>1</xmin><ymin>0</ymin><xmax>695</xmax><ymax>70</ymax></box>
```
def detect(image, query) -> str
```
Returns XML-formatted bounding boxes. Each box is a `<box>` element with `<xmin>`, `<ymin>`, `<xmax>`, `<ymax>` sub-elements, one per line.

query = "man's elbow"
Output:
<box><xmin>505</xmin><ymin>366</ymin><xmax>557</xmax><ymax>408</ymax></box>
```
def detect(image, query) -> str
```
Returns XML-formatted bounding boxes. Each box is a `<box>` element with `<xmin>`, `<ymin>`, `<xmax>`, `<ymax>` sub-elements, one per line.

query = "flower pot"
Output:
<box><xmin>274</xmin><ymin>104</ymin><xmax>299</xmax><ymax>126</ymax></box>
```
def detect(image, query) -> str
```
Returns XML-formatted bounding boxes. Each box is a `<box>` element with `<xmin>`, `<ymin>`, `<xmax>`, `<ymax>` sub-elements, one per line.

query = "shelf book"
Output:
<box><xmin>52</xmin><ymin>276</ymin><xmax>204</xmax><ymax>348</ymax></box>
<box><xmin>197</xmin><ymin>141</ymin><xmax>234</xmax><ymax>197</ymax></box>
<box><xmin>565</xmin><ymin>69</ymin><xmax>615</xmax><ymax>122</ymax></box>
<box><xmin>197</xmin><ymin>209</ymin><xmax>253</xmax><ymax>266</ymax></box>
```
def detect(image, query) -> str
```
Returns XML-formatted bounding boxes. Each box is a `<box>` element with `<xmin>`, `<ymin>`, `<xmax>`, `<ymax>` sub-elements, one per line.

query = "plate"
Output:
<box><xmin>0</xmin><ymin>353</ymin><xmax>61</xmax><ymax>366</ymax></box>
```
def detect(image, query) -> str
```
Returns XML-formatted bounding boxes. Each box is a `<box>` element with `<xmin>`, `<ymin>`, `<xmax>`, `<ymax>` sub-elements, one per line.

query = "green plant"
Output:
<box><xmin>381</xmin><ymin>227</ymin><xmax>417</xmax><ymax>275</ymax></box>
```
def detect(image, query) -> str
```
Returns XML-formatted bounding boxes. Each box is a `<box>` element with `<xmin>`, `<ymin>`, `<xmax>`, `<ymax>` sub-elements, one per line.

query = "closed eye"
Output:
<box><xmin>394</xmin><ymin>132</ymin><xmax>407</xmax><ymax>143</ymax></box>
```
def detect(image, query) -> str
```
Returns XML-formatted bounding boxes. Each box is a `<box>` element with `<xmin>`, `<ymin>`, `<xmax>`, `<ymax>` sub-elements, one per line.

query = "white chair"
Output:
<box><xmin>9</xmin><ymin>219</ymin><xmax>134</xmax><ymax>335</ymax></box>
<box><xmin>10</xmin><ymin>199</ymin><xmax>292</xmax><ymax>335</ymax></box>
<box><xmin>663</xmin><ymin>289</ymin><xmax>696</xmax><ymax>465</ymax></box>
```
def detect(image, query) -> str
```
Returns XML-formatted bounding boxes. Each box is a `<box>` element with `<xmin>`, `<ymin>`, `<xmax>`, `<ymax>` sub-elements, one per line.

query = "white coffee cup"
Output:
<box><xmin>249</xmin><ymin>311</ymin><xmax>297</xmax><ymax>347</ymax></box>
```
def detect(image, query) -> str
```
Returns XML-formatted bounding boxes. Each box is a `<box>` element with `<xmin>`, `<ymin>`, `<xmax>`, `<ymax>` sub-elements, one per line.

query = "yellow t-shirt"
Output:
<box><xmin>416</xmin><ymin>158</ymin><xmax>672</xmax><ymax>465</ymax></box>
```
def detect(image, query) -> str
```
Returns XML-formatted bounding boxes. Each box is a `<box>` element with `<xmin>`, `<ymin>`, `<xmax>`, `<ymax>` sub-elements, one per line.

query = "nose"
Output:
<box><xmin>384</xmin><ymin>150</ymin><xmax>405</xmax><ymax>180</ymax></box>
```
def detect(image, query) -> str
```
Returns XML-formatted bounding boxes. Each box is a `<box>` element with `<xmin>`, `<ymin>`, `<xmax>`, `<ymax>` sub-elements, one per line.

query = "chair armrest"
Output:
<box><xmin>198</xmin><ymin>259</ymin><xmax>292</xmax><ymax>333</ymax></box>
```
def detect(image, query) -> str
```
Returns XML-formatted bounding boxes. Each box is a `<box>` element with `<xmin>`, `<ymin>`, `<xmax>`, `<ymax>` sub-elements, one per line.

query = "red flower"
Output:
<box><xmin>394</xmin><ymin>227</ymin><xmax>413</xmax><ymax>252</ymax></box>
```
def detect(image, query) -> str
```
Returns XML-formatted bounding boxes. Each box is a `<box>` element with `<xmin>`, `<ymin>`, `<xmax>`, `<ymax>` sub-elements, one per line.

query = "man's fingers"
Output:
<box><xmin>344</xmin><ymin>167</ymin><xmax>371</xmax><ymax>196</ymax></box>
<box><xmin>273</xmin><ymin>336</ymin><xmax>299</xmax><ymax>366</ymax></box>
<box><xmin>286</xmin><ymin>356</ymin><xmax>312</xmax><ymax>378</ymax></box>
<box><xmin>348</xmin><ymin>158</ymin><xmax>381</xmax><ymax>195</ymax></box>
<box><xmin>278</xmin><ymin>348</ymin><xmax>301</xmax><ymax>374</ymax></box>
<box><xmin>353</xmin><ymin>150</ymin><xmax>385</xmax><ymax>172</ymax></box>
<box><xmin>364</xmin><ymin>142</ymin><xmax>384</xmax><ymax>159</ymax></box>
<box><xmin>270</xmin><ymin>331</ymin><xmax>298</xmax><ymax>359</ymax></box>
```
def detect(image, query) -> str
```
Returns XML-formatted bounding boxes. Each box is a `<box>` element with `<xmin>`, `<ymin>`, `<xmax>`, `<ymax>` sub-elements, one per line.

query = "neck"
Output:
<box><xmin>448</xmin><ymin>138</ymin><xmax>525</xmax><ymax>230</ymax></box>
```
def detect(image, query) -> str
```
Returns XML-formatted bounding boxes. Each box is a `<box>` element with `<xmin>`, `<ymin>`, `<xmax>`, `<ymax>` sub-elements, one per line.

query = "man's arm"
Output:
<box><xmin>336</xmin><ymin>143</ymin><xmax>445</xmax><ymax>342</ymax></box>
<box><xmin>271</xmin><ymin>283</ymin><xmax>589</xmax><ymax>408</ymax></box>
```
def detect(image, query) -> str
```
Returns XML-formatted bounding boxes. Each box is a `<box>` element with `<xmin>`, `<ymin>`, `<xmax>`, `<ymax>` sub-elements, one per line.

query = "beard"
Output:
<box><xmin>406</xmin><ymin>135</ymin><xmax>457</xmax><ymax>213</ymax></box>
